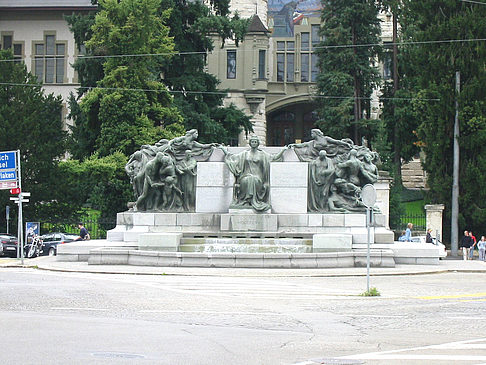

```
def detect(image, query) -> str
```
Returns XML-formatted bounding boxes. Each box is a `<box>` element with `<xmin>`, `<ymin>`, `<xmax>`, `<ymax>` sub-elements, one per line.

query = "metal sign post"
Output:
<box><xmin>0</xmin><ymin>150</ymin><xmax>21</xmax><ymax>261</ymax></box>
<box><xmin>6</xmin><ymin>205</ymin><xmax>9</xmax><ymax>234</ymax></box>
<box><xmin>18</xmin><ymin>150</ymin><xmax>24</xmax><ymax>264</ymax></box>
<box><xmin>361</xmin><ymin>184</ymin><xmax>377</xmax><ymax>293</ymax></box>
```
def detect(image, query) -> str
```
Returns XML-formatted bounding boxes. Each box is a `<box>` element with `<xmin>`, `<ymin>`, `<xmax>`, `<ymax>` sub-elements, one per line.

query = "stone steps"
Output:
<box><xmin>402</xmin><ymin>158</ymin><xmax>427</xmax><ymax>189</ymax></box>
<box><xmin>179</xmin><ymin>243</ymin><xmax>313</xmax><ymax>253</ymax></box>
<box><xmin>85</xmin><ymin>248</ymin><xmax>396</xmax><ymax>268</ymax></box>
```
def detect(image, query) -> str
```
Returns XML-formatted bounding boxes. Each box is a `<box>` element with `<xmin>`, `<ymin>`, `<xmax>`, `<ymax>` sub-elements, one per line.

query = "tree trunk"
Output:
<box><xmin>392</xmin><ymin>12</ymin><xmax>402</xmax><ymax>182</ymax></box>
<box><xmin>352</xmin><ymin>25</ymin><xmax>359</xmax><ymax>144</ymax></box>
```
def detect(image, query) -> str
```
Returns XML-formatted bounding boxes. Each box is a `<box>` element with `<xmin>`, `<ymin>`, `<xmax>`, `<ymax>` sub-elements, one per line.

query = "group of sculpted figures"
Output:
<box><xmin>125</xmin><ymin>128</ymin><xmax>379</xmax><ymax>213</ymax></box>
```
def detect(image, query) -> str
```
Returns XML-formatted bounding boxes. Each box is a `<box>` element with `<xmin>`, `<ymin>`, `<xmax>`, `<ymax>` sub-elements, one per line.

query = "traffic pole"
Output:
<box><xmin>17</xmin><ymin>150</ymin><xmax>24</xmax><ymax>265</ymax></box>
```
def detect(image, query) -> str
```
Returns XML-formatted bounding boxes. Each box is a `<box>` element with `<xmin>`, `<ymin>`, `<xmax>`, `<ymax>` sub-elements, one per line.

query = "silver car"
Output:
<box><xmin>411</xmin><ymin>236</ymin><xmax>447</xmax><ymax>258</ymax></box>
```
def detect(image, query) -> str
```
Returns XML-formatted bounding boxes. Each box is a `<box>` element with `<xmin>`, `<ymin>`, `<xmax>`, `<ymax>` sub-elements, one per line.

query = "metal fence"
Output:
<box><xmin>390</xmin><ymin>213</ymin><xmax>427</xmax><ymax>232</ymax></box>
<box><xmin>0</xmin><ymin>217</ymin><xmax>116</xmax><ymax>240</ymax></box>
<box><xmin>41</xmin><ymin>219</ymin><xmax>116</xmax><ymax>239</ymax></box>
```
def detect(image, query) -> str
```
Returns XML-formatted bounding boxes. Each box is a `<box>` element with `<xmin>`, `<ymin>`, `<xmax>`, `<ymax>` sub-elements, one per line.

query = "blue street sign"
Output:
<box><xmin>0</xmin><ymin>151</ymin><xmax>17</xmax><ymax>170</ymax></box>
<box><xmin>0</xmin><ymin>170</ymin><xmax>17</xmax><ymax>181</ymax></box>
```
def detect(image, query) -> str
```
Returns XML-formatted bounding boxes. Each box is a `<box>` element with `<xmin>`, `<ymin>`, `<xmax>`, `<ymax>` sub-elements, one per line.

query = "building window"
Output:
<box><xmin>2</xmin><ymin>35</ymin><xmax>12</xmax><ymax>49</ymax></box>
<box><xmin>226</xmin><ymin>50</ymin><xmax>236</xmax><ymax>79</ymax></box>
<box><xmin>1</xmin><ymin>35</ymin><xmax>22</xmax><ymax>62</ymax></box>
<box><xmin>383</xmin><ymin>42</ymin><xmax>393</xmax><ymax>80</ymax></box>
<box><xmin>301</xmin><ymin>53</ymin><xmax>309</xmax><ymax>82</ymax></box>
<box><xmin>311</xmin><ymin>53</ymin><xmax>319</xmax><ymax>82</ymax></box>
<box><xmin>258</xmin><ymin>50</ymin><xmax>266</xmax><ymax>79</ymax></box>
<box><xmin>286</xmin><ymin>54</ymin><xmax>294</xmax><ymax>82</ymax></box>
<box><xmin>277</xmin><ymin>53</ymin><xmax>285</xmax><ymax>81</ymax></box>
<box><xmin>301</xmin><ymin>32</ymin><xmax>310</xmax><ymax>51</ymax></box>
<box><xmin>34</xmin><ymin>35</ymin><xmax>65</xmax><ymax>83</ymax></box>
<box><xmin>311</xmin><ymin>25</ymin><xmax>321</xmax><ymax>45</ymax></box>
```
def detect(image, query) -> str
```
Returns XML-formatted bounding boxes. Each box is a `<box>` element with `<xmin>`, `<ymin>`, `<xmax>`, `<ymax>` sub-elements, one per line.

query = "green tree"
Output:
<box><xmin>400</xmin><ymin>1</ymin><xmax>486</xmax><ymax>240</ymax></box>
<box><xmin>68</xmin><ymin>0</ymin><xmax>184</xmax><ymax>159</ymax></box>
<box><xmin>378</xmin><ymin>1</ymin><xmax>420</xmax><ymax>184</ymax></box>
<box><xmin>0</xmin><ymin>50</ymin><xmax>67</xmax><ymax>224</ymax></box>
<box><xmin>58</xmin><ymin>152</ymin><xmax>131</xmax><ymax>226</ymax></box>
<box><xmin>315</xmin><ymin>0</ymin><xmax>382</xmax><ymax>144</ymax></box>
<box><xmin>159</xmin><ymin>0</ymin><xmax>252</xmax><ymax>144</ymax></box>
<box><xmin>66</xmin><ymin>0</ymin><xmax>252</xmax><ymax>155</ymax></box>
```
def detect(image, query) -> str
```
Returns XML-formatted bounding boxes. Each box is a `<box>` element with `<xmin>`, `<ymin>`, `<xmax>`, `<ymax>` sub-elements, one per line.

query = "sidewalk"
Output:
<box><xmin>1</xmin><ymin>255</ymin><xmax>486</xmax><ymax>277</ymax></box>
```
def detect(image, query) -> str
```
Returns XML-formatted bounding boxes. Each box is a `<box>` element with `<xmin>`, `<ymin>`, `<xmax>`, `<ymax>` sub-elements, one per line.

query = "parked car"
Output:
<box><xmin>411</xmin><ymin>236</ymin><xmax>447</xmax><ymax>258</ymax></box>
<box><xmin>40</xmin><ymin>232</ymin><xmax>79</xmax><ymax>256</ymax></box>
<box><xmin>0</xmin><ymin>233</ymin><xmax>18</xmax><ymax>257</ymax></box>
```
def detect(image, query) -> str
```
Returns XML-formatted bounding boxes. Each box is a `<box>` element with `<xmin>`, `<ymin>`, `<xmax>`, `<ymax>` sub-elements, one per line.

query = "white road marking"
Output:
<box><xmin>340</xmin><ymin>338</ymin><xmax>486</xmax><ymax>362</ymax></box>
<box><xmin>139</xmin><ymin>310</ymin><xmax>286</xmax><ymax>316</ymax></box>
<box><xmin>337</xmin><ymin>314</ymin><xmax>405</xmax><ymax>318</ymax></box>
<box><xmin>343</xmin><ymin>355</ymin><xmax>486</xmax><ymax>360</ymax></box>
<box><xmin>51</xmin><ymin>307</ymin><xmax>109</xmax><ymax>311</ymax></box>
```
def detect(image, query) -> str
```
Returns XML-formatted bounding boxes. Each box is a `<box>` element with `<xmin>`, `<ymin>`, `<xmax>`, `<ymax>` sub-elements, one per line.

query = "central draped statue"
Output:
<box><xmin>219</xmin><ymin>135</ymin><xmax>286</xmax><ymax>213</ymax></box>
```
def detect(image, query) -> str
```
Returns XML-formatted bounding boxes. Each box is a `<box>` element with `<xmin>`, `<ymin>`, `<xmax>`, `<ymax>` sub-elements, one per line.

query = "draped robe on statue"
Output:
<box><xmin>308</xmin><ymin>155</ymin><xmax>335</xmax><ymax>212</ymax></box>
<box><xmin>224</xmin><ymin>149</ymin><xmax>275</xmax><ymax>212</ymax></box>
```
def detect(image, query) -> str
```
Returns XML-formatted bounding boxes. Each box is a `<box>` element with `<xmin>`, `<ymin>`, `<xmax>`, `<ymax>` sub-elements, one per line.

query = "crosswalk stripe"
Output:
<box><xmin>417</xmin><ymin>292</ymin><xmax>486</xmax><ymax>299</ymax></box>
<box><xmin>340</xmin><ymin>338</ymin><xmax>486</xmax><ymax>362</ymax></box>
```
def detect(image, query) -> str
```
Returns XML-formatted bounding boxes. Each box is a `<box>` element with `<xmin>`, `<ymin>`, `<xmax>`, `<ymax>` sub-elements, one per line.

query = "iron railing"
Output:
<box><xmin>390</xmin><ymin>213</ymin><xmax>427</xmax><ymax>232</ymax></box>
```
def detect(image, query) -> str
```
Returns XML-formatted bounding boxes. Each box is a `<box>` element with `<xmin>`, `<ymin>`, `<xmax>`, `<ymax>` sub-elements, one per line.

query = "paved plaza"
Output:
<box><xmin>1</xmin><ymin>256</ymin><xmax>485</xmax><ymax>364</ymax></box>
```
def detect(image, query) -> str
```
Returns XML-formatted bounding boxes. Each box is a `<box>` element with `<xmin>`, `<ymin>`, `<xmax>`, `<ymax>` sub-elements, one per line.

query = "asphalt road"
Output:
<box><xmin>0</xmin><ymin>267</ymin><xmax>485</xmax><ymax>365</ymax></box>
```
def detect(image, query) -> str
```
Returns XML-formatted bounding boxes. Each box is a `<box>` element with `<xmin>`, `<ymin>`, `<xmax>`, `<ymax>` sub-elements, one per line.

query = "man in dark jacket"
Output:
<box><xmin>460</xmin><ymin>230</ymin><xmax>473</xmax><ymax>260</ymax></box>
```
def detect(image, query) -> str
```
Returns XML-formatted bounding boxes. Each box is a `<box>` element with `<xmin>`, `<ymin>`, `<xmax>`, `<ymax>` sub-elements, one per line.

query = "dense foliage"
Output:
<box><xmin>399</xmin><ymin>1</ymin><xmax>486</xmax><ymax>239</ymax></box>
<box><xmin>58</xmin><ymin>152</ymin><xmax>132</xmax><ymax>225</ymax></box>
<box><xmin>158</xmin><ymin>0</ymin><xmax>252</xmax><ymax>144</ymax></box>
<box><xmin>62</xmin><ymin>0</ymin><xmax>253</xmax><ymax>222</ymax></box>
<box><xmin>315</xmin><ymin>0</ymin><xmax>382</xmax><ymax>145</ymax></box>
<box><xmin>67</xmin><ymin>0</ymin><xmax>184</xmax><ymax>159</ymax></box>
<box><xmin>66</xmin><ymin>0</ymin><xmax>251</xmax><ymax>158</ymax></box>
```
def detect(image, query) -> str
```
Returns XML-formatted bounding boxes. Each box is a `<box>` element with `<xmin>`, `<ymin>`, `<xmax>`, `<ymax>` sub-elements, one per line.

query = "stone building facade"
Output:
<box><xmin>1</xmin><ymin>0</ymin><xmax>394</xmax><ymax>148</ymax></box>
<box><xmin>0</xmin><ymin>0</ymin><xmax>96</xmax><ymax>131</ymax></box>
<box><xmin>208</xmin><ymin>0</ymin><xmax>394</xmax><ymax>146</ymax></box>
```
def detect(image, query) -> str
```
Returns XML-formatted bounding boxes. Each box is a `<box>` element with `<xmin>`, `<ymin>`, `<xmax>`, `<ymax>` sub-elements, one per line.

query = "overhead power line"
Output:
<box><xmin>460</xmin><ymin>0</ymin><xmax>486</xmax><ymax>5</ymax></box>
<box><xmin>0</xmin><ymin>82</ymin><xmax>441</xmax><ymax>101</ymax></box>
<box><xmin>1</xmin><ymin>37</ymin><xmax>486</xmax><ymax>63</ymax></box>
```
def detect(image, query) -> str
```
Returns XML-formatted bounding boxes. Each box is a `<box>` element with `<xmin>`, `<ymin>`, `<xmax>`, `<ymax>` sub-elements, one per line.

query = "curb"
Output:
<box><xmin>2</xmin><ymin>257</ymin><xmax>486</xmax><ymax>277</ymax></box>
<box><xmin>12</xmin><ymin>264</ymin><xmax>486</xmax><ymax>278</ymax></box>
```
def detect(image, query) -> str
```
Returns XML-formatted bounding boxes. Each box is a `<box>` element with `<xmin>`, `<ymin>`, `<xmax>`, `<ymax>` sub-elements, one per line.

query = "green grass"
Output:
<box><xmin>360</xmin><ymin>287</ymin><xmax>381</xmax><ymax>296</ymax></box>
<box><xmin>404</xmin><ymin>200</ymin><xmax>425</xmax><ymax>215</ymax></box>
<box><xmin>393</xmin><ymin>200</ymin><xmax>426</xmax><ymax>231</ymax></box>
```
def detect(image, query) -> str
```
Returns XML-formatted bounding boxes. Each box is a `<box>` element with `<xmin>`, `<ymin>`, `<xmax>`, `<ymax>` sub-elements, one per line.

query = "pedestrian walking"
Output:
<box><xmin>469</xmin><ymin>231</ymin><xmax>477</xmax><ymax>260</ymax></box>
<box><xmin>460</xmin><ymin>230</ymin><xmax>473</xmax><ymax>260</ymax></box>
<box><xmin>478</xmin><ymin>236</ymin><xmax>486</xmax><ymax>262</ymax></box>
<box><xmin>426</xmin><ymin>228</ymin><xmax>433</xmax><ymax>243</ymax></box>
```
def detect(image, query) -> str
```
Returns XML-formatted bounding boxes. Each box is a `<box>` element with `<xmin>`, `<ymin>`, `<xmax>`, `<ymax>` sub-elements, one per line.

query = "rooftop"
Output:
<box><xmin>0</xmin><ymin>0</ymin><xmax>96</xmax><ymax>9</ymax></box>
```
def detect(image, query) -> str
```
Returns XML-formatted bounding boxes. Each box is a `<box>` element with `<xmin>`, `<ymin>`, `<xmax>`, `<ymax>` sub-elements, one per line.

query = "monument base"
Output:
<box><xmin>55</xmin><ymin>211</ymin><xmax>444</xmax><ymax>267</ymax></box>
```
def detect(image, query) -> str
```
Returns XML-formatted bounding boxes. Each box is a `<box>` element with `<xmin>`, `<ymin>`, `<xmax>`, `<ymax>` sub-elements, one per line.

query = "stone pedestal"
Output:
<box><xmin>375</xmin><ymin>172</ymin><xmax>393</xmax><ymax>229</ymax></box>
<box><xmin>195</xmin><ymin>162</ymin><xmax>233</xmax><ymax>213</ymax></box>
<box><xmin>270</xmin><ymin>162</ymin><xmax>308</xmax><ymax>213</ymax></box>
<box><xmin>313</xmin><ymin>234</ymin><xmax>353</xmax><ymax>252</ymax></box>
<box><xmin>425</xmin><ymin>204</ymin><xmax>445</xmax><ymax>242</ymax></box>
<box><xmin>138</xmin><ymin>232</ymin><xmax>182</xmax><ymax>251</ymax></box>
<box><xmin>221</xmin><ymin>214</ymin><xmax>278</xmax><ymax>231</ymax></box>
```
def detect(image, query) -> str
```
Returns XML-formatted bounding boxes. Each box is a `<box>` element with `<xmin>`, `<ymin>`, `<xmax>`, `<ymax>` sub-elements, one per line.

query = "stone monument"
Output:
<box><xmin>58</xmin><ymin>130</ymin><xmax>444</xmax><ymax>267</ymax></box>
